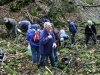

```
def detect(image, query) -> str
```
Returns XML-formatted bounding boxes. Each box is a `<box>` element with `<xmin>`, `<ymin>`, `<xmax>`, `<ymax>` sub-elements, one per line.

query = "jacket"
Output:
<box><xmin>85</xmin><ymin>24</ymin><xmax>97</xmax><ymax>36</ymax></box>
<box><xmin>68</xmin><ymin>22</ymin><xmax>77</xmax><ymax>33</ymax></box>
<box><xmin>19</xmin><ymin>20</ymin><xmax>31</xmax><ymax>32</ymax></box>
<box><xmin>26</xmin><ymin>25</ymin><xmax>40</xmax><ymax>47</ymax></box>
<box><xmin>39</xmin><ymin>29</ymin><xmax>56</xmax><ymax>54</ymax></box>
<box><xmin>5</xmin><ymin>18</ymin><xmax>17</xmax><ymax>30</ymax></box>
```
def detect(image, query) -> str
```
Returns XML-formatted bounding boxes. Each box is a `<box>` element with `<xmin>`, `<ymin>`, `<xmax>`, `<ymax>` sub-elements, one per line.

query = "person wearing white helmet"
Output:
<box><xmin>85</xmin><ymin>20</ymin><xmax>97</xmax><ymax>47</ymax></box>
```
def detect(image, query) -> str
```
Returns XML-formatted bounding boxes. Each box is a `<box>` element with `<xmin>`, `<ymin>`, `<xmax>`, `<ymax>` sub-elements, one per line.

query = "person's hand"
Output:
<box><xmin>17</xmin><ymin>28</ymin><xmax>22</xmax><ymax>33</ymax></box>
<box><xmin>48</xmin><ymin>33</ymin><xmax>52</xmax><ymax>39</ymax></box>
<box><xmin>52</xmin><ymin>43</ymin><xmax>57</xmax><ymax>48</ymax></box>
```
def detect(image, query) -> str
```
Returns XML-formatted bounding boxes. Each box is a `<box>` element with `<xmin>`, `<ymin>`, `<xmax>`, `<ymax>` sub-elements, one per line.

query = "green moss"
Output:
<box><xmin>31</xmin><ymin>8</ymin><xmax>38</xmax><ymax>16</ymax></box>
<box><xmin>92</xmin><ymin>20</ymin><xmax>100</xmax><ymax>25</ymax></box>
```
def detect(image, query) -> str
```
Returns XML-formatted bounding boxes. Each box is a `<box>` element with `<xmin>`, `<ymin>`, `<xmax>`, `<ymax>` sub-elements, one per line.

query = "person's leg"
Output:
<box><xmin>91</xmin><ymin>34</ymin><xmax>97</xmax><ymax>44</ymax></box>
<box><xmin>36</xmin><ymin>47</ymin><xmax>40</xmax><ymax>63</ymax></box>
<box><xmin>6</xmin><ymin>28</ymin><xmax>10</xmax><ymax>36</ymax></box>
<box><xmin>53</xmin><ymin>47</ymin><xmax>58</xmax><ymax>62</ymax></box>
<box><xmin>85</xmin><ymin>34</ymin><xmax>90</xmax><ymax>45</ymax></box>
<box><xmin>31</xmin><ymin>46</ymin><xmax>37</xmax><ymax>63</ymax></box>
<box><xmin>71</xmin><ymin>33</ymin><xmax>75</xmax><ymax>44</ymax></box>
<box><xmin>13</xmin><ymin>26</ymin><xmax>17</xmax><ymax>37</ymax></box>
<box><xmin>48</xmin><ymin>53</ymin><xmax>56</xmax><ymax>67</ymax></box>
<box><xmin>40</xmin><ymin>54</ymin><xmax>46</xmax><ymax>67</ymax></box>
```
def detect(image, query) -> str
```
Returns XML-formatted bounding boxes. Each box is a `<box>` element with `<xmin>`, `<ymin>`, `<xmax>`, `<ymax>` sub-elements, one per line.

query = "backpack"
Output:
<box><xmin>32</xmin><ymin>29</ymin><xmax>39</xmax><ymax>42</ymax></box>
<box><xmin>72</xmin><ymin>23</ymin><xmax>77</xmax><ymax>33</ymax></box>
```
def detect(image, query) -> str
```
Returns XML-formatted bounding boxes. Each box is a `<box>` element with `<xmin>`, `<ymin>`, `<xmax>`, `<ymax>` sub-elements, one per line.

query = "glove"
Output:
<box><xmin>17</xmin><ymin>28</ymin><xmax>22</xmax><ymax>33</ymax></box>
<box><xmin>52</xmin><ymin>43</ymin><xmax>57</xmax><ymax>48</ymax></box>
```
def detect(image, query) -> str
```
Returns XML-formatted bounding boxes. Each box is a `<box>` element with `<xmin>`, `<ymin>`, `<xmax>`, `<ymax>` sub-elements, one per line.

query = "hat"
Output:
<box><xmin>42</xmin><ymin>18</ymin><xmax>50</xmax><ymax>22</ymax></box>
<box><xmin>3</xmin><ymin>17</ymin><xmax>8</xmax><ymax>23</ymax></box>
<box><xmin>33</xmin><ymin>21</ymin><xmax>38</xmax><ymax>24</ymax></box>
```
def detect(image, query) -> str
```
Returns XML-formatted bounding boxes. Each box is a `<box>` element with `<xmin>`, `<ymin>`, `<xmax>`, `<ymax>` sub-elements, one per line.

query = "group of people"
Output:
<box><xmin>3</xmin><ymin>17</ymin><xmax>97</xmax><ymax>68</ymax></box>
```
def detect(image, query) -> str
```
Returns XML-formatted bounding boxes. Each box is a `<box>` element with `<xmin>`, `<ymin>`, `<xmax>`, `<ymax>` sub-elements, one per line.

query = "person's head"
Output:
<box><xmin>87</xmin><ymin>20</ymin><xmax>92</xmax><ymax>26</ymax></box>
<box><xmin>67</xmin><ymin>20</ymin><xmax>71</xmax><ymax>24</ymax></box>
<box><xmin>32</xmin><ymin>21</ymin><xmax>39</xmax><ymax>26</ymax></box>
<box><xmin>3</xmin><ymin>17</ymin><xmax>8</xmax><ymax>23</ymax></box>
<box><xmin>44</xmin><ymin>22</ymin><xmax>52</xmax><ymax>32</ymax></box>
<box><xmin>42</xmin><ymin>18</ymin><xmax>51</xmax><ymax>23</ymax></box>
<box><xmin>51</xmin><ymin>23</ymin><xmax>54</xmax><ymax>30</ymax></box>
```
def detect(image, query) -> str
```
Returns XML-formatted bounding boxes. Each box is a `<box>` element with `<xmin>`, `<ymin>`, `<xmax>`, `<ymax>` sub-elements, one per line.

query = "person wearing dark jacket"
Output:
<box><xmin>26</xmin><ymin>21</ymin><xmax>40</xmax><ymax>64</ymax></box>
<box><xmin>3</xmin><ymin>17</ymin><xmax>17</xmax><ymax>37</ymax></box>
<box><xmin>51</xmin><ymin>23</ymin><xmax>60</xmax><ymax>62</ymax></box>
<box><xmin>85</xmin><ymin>20</ymin><xmax>97</xmax><ymax>46</ymax></box>
<box><xmin>39</xmin><ymin>22</ymin><xmax>56</xmax><ymax>67</ymax></box>
<box><xmin>67</xmin><ymin>20</ymin><xmax>77</xmax><ymax>45</ymax></box>
<box><xmin>18</xmin><ymin>20</ymin><xmax>31</xmax><ymax>33</ymax></box>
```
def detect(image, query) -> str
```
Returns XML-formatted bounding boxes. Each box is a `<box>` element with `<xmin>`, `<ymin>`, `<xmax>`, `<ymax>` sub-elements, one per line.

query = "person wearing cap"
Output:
<box><xmin>51</xmin><ymin>23</ymin><xmax>60</xmax><ymax>62</ymax></box>
<box><xmin>42</xmin><ymin>18</ymin><xmax>51</xmax><ymax>23</ymax></box>
<box><xmin>67</xmin><ymin>20</ymin><xmax>77</xmax><ymax>45</ymax></box>
<box><xmin>26</xmin><ymin>21</ymin><xmax>40</xmax><ymax>64</ymax></box>
<box><xmin>3</xmin><ymin>17</ymin><xmax>17</xmax><ymax>37</ymax></box>
<box><xmin>18</xmin><ymin>20</ymin><xmax>31</xmax><ymax>33</ymax></box>
<box><xmin>85</xmin><ymin>20</ymin><xmax>97</xmax><ymax>46</ymax></box>
<box><xmin>39</xmin><ymin>22</ymin><xmax>56</xmax><ymax>67</ymax></box>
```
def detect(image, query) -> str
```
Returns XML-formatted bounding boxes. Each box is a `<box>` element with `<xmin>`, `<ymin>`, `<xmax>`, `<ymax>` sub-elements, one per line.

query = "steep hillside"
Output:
<box><xmin>0</xmin><ymin>0</ymin><xmax>100</xmax><ymax>75</ymax></box>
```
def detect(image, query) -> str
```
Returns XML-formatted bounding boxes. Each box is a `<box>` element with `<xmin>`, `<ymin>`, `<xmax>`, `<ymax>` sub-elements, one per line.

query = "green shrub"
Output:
<box><xmin>10</xmin><ymin>0</ymin><xmax>32</xmax><ymax>12</ymax></box>
<box><xmin>10</xmin><ymin>1</ymin><xmax>22</xmax><ymax>12</ymax></box>
<box><xmin>31</xmin><ymin>8</ymin><xmax>38</xmax><ymax>16</ymax></box>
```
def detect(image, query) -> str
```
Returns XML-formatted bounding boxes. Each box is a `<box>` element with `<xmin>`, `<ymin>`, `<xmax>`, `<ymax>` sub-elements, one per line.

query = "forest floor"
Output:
<box><xmin>0</xmin><ymin>1</ymin><xmax>100</xmax><ymax>75</ymax></box>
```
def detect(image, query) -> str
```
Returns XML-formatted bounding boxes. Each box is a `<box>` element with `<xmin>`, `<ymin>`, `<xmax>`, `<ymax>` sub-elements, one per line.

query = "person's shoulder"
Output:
<box><xmin>8</xmin><ymin>18</ymin><xmax>15</xmax><ymax>21</ymax></box>
<box><xmin>92</xmin><ymin>24</ymin><xmax>96</xmax><ymax>27</ymax></box>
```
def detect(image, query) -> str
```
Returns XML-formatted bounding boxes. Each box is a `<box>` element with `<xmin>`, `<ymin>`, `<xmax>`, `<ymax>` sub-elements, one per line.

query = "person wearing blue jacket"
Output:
<box><xmin>42</xmin><ymin>18</ymin><xmax>51</xmax><ymax>23</ymax></box>
<box><xmin>26</xmin><ymin>21</ymin><xmax>40</xmax><ymax>64</ymax></box>
<box><xmin>67</xmin><ymin>20</ymin><xmax>77</xmax><ymax>45</ymax></box>
<box><xmin>39</xmin><ymin>22</ymin><xmax>56</xmax><ymax>67</ymax></box>
<box><xmin>18</xmin><ymin>20</ymin><xmax>31</xmax><ymax>33</ymax></box>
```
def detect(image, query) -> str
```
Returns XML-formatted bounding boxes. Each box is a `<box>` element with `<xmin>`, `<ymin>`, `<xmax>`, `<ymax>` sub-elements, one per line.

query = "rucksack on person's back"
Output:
<box><xmin>72</xmin><ymin>24</ymin><xmax>77</xmax><ymax>33</ymax></box>
<box><xmin>32</xmin><ymin>29</ymin><xmax>39</xmax><ymax>42</ymax></box>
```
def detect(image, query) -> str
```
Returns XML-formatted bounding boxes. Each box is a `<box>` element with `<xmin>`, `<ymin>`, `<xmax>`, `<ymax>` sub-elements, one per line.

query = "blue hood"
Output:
<box><xmin>31</xmin><ymin>25</ymin><xmax>39</xmax><ymax>30</ymax></box>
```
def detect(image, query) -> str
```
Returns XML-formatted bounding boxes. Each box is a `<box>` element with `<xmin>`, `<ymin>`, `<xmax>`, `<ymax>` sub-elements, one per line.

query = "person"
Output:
<box><xmin>42</xmin><ymin>18</ymin><xmax>51</xmax><ymax>23</ymax></box>
<box><xmin>85</xmin><ymin>20</ymin><xmax>97</xmax><ymax>46</ymax></box>
<box><xmin>67</xmin><ymin>20</ymin><xmax>77</xmax><ymax>45</ymax></box>
<box><xmin>39</xmin><ymin>22</ymin><xmax>56</xmax><ymax>67</ymax></box>
<box><xmin>51</xmin><ymin>23</ymin><xmax>60</xmax><ymax>62</ymax></box>
<box><xmin>59</xmin><ymin>27</ymin><xmax>69</xmax><ymax>46</ymax></box>
<box><xmin>26</xmin><ymin>21</ymin><xmax>40</xmax><ymax>64</ymax></box>
<box><xmin>42</xmin><ymin>18</ymin><xmax>51</xmax><ymax>62</ymax></box>
<box><xmin>3</xmin><ymin>17</ymin><xmax>17</xmax><ymax>37</ymax></box>
<box><xmin>18</xmin><ymin>20</ymin><xmax>31</xmax><ymax>33</ymax></box>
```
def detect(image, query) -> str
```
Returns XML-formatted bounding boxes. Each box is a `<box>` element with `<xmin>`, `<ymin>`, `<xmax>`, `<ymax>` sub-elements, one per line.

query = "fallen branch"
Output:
<box><xmin>45</xmin><ymin>66</ymin><xmax>53</xmax><ymax>74</ymax></box>
<box><xmin>75</xmin><ymin>4</ymin><xmax>100</xmax><ymax>7</ymax></box>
